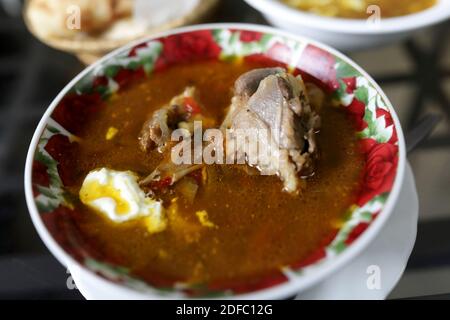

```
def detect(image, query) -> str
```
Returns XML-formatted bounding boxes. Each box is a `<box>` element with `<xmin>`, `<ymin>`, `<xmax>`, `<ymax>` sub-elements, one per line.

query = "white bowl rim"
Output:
<box><xmin>244</xmin><ymin>0</ymin><xmax>450</xmax><ymax>34</ymax></box>
<box><xmin>24</xmin><ymin>22</ymin><xmax>406</xmax><ymax>300</ymax></box>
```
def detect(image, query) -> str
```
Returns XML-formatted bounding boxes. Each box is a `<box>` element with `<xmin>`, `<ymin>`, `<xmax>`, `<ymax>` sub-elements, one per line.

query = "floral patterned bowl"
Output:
<box><xmin>25</xmin><ymin>23</ymin><xmax>406</xmax><ymax>299</ymax></box>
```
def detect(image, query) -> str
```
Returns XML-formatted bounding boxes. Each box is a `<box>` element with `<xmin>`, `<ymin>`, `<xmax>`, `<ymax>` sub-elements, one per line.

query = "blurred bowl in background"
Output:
<box><xmin>243</xmin><ymin>0</ymin><xmax>450</xmax><ymax>51</ymax></box>
<box><xmin>23</xmin><ymin>0</ymin><xmax>218</xmax><ymax>64</ymax></box>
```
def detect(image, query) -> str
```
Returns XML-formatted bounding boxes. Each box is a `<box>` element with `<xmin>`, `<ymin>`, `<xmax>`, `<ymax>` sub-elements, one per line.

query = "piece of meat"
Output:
<box><xmin>234</xmin><ymin>67</ymin><xmax>284</xmax><ymax>98</ymax></box>
<box><xmin>223</xmin><ymin>68</ymin><xmax>320</xmax><ymax>194</ymax></box>
<box><xmin>221</xmin><ymin>68</ymin><xmax>284</xmax><ymax>131</ymax></box>
<box><xmin>139</xmin><ymin>87</ymin><xmax>219</xmax><ymax>194</ymax></box>
<box><xmin>139</xmin><ymin>87</ymin><xmax>206</xmax><ymax>153</ymax></box>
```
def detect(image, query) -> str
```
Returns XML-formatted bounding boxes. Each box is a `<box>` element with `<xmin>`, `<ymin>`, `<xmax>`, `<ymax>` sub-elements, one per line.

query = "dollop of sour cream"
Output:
<box><xmin>79</xmin><ymin>168</ymin><xmax>166</xmax><ymax>233</ymax></box>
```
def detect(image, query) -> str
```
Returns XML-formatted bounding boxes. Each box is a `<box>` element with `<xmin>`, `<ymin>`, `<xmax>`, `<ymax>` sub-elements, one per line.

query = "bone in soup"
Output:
<box><xmin>63</xmin><ymin>60</ymin><xmax>365</xmax><ymax>288</ymax></box>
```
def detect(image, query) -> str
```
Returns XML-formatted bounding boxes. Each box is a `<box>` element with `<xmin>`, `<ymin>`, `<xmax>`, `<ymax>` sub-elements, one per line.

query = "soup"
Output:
<box><xmin>65</xmin><ymin>60</ymin><xmax>364</xmax><ymax>288</ymax></box>
<box><xmin>282</xmin><ymin>0</ymin><xmax>437</xmax><ymax>19</ymax></box>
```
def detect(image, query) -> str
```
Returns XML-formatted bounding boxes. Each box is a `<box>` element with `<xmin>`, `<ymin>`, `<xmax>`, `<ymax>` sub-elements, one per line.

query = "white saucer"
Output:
<box><xmin>72</xmin><ymin>163</ymin><xmax>418</xmax><ymax>300</ymax></box>
<box><xmin>296</xmin><ymin>162</ymin><xmax>418</xmax><ymax>299</ymax></box>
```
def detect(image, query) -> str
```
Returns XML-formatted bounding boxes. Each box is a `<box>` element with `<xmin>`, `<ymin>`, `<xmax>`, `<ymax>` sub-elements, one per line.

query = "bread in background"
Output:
<box><xmin>27</xmin><ymin>0</ymin><xmax>133</xmax><ymax>37</ymax></box>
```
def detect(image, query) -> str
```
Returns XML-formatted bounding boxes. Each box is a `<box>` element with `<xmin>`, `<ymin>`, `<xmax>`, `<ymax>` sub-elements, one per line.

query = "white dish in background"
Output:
<box><xmin>244</xmin><ymin>0</ymin><xmax>450</xmax><ymax>51</ymax></box>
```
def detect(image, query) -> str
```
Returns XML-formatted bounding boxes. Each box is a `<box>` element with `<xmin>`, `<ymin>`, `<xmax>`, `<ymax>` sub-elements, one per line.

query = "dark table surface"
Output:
<box><xmin>0</xmin><ymin>0</ymin><xmax>449</xmax><ymax>299</ymax></box>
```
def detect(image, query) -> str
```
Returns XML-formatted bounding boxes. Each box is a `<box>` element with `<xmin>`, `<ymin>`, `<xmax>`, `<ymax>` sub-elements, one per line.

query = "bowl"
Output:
<box><xmin>244</xmin><ymin>0</ymin><xmax>450</xmax><ymax>51</ymax></box>
<box><xmin>25</xmin><ymin>23</ymin><xmax>405</xmax><ymax>299</ymax></box>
